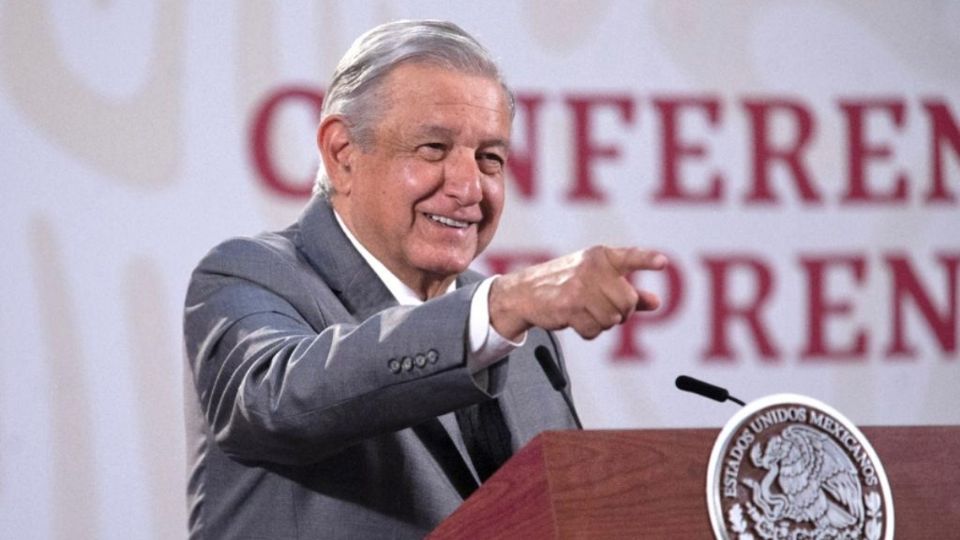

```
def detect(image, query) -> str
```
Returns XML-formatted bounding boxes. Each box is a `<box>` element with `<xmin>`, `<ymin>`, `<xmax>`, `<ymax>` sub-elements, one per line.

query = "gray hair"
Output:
<box><xmin>314</xmin><ymin>19</ymin><xmax>514</xmax><ymax>196</ymax></box>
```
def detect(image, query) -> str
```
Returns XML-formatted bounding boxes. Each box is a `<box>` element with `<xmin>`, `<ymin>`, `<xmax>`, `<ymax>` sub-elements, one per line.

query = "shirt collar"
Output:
<box><xmin>333</xmin><ymin>210</ymin><xmax>455</xmax><ymax>306</ymax></box>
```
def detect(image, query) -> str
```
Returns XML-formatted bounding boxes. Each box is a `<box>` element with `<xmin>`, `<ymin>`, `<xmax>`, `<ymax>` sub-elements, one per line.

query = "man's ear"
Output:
<box><xmin>317</xmin><ymin>116</ymin><xmax>356</xmax><ymax>195</ymax></box>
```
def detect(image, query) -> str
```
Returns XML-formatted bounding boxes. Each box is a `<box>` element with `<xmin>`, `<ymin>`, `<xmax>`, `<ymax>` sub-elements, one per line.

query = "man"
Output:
<box><xmin>184</xmin><ymin>20</ymin><xmax>666</xmax><ymax>539</ymax></box>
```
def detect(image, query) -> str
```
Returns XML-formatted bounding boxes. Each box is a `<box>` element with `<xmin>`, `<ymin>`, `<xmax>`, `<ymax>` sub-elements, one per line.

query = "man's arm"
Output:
<box><xmin>185</xmin><ymin>241</ymin><xmax>662</xmax><ymax>467</ymax></box>
<box><xmin>184</xmin><ymin>254</ymin><xmax>502</xmax><ymax>466</ymax></box>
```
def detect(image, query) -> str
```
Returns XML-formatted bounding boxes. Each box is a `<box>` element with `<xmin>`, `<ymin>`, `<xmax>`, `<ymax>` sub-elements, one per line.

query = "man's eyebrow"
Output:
<box><xmin>412</xmin><ymin>125</ymin><xmax>510</xmax><ymax>149</ymax></box>
<box><xmin>479</xmin><ymin>137</ymin><xmax>510</xmax><ymax>150</ymax></box>
<box><xmin>413</xmin><ymin>125</ymin><xmax>455</xmax><ymax>138</ymax></box>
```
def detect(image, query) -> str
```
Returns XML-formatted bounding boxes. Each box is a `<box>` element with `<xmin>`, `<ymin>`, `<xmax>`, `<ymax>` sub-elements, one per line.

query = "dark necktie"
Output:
<box><xmin>455</xmin><ymin>398</ymin><xmax>514</xmax><ymax>483</ymax></box>
<box><xmin>412</xmin><ymin>418</ymin><xmax>480</xmax><ymax>499</ymax></box>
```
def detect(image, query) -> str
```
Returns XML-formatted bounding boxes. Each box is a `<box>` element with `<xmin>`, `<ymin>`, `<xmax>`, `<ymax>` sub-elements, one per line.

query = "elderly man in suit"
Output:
<box><xmin>183</xmin><ymin>19</ymin><xmax>666</xmax><ymax>539</ymax></box>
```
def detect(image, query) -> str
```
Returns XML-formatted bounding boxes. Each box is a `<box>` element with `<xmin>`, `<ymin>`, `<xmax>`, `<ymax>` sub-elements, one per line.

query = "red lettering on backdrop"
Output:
<box><xmin>506</xmin><ymin>93</ymin><xmax>546</xmax><ymax>199</ymax></box>
<box><xmin>742</xmin><ymin>99</ymin><xmax>821</xmax><ymax>204</ymax></box>
<box><xmin>480</xmin><ymin>250</ymin><xmax>555</xmax><ymax>275</ymax></box>
<box><xmin>701</xmin><ymin>256</ymin><xmax>780</xmax><ymax>362</ymax></box>
<box><xmin>611</xmin><ymin>259</ymin><xmax>685</xmax><ymax>361</ymax></box>
<box><xmin>922</xmin><ymin>100</ymin><xmax>960</xmax><ymax>203</ymax></box>
<box><xmin>652</xmin><ymin>96</ymin><xmax>724</xmax><ymax>203</ymax></box>
<box><xmin>251</xmin><ymin>86</ymin><xmax>325</xmax><ymax>198</ymax></box>
<box><xmin>799</xmin><ymin>255</ymin><xmax>868</xmax><ymax>361</ymax></box>
<box><xmin>886</xmin><ymin>253</ymin><xmax>959</xmax><ymax>358</ymax></box>
<box><xmin>839</xmin><ymin>99</ymin><xmax>908</xmax><ymax>204</ymax></box>
<box><xmin>564</xmin><ymin>95</ymin><xmax>636</xmax><ymax>202</ymax></box>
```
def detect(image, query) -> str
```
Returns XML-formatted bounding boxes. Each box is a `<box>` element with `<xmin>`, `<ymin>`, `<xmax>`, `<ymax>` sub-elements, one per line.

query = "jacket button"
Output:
<box><xmin>426</xmin><ymin>349</ymin><xmax>439</xmax><ymax>364</ymax></box>
<box><xmin>415</xmin><ymin>354</ymin><xmax>427</xmax><ymax>368</ymax></box>
<box><xmin>388</xmin><ymin>359</ymin><xmax>401</xmax><ymax>373</ymax></box>
<box><xmin>401</xmin><ymin>356</ymin><xmax>413</xmax><ymax>371</ymax></box>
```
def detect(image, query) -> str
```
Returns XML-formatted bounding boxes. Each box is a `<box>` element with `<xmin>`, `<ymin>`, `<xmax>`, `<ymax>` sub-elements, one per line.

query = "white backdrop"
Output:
<box><xmin>2</xmin><ymin>2</ymin><xmax>958</xmax><ymax>538</ymax></box>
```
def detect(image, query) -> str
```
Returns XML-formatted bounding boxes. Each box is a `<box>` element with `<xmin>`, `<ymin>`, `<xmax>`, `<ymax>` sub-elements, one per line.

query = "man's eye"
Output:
<box><xmin>417</xmin><ymin>144</ymin><xmax>446</xmax><ymax>161</ymax></box>
<box><xmin>477</xmin><ymin>152</ymin><xmax>505</xmax><ymax>173</ymax></box>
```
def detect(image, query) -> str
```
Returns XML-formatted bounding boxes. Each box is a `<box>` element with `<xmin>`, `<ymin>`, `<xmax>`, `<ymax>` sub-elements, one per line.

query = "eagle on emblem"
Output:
<box><xmin>743</xmin><ymin>425</ymin><xmax>864</xmax><ymax>533</ymax></box>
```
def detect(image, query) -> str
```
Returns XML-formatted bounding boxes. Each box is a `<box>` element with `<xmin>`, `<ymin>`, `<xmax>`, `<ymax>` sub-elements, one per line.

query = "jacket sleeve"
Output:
<box><xmin>183</xmin><ymin>241</ymin><xmax>507</xmax><ymax>466</ymax></box>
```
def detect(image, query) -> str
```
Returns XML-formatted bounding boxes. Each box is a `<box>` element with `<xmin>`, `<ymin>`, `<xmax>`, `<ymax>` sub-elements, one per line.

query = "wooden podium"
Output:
<box><xmin>429</xmin><ymin>426</ymin><xmax>960</xmax><ymax>539</ymax></box>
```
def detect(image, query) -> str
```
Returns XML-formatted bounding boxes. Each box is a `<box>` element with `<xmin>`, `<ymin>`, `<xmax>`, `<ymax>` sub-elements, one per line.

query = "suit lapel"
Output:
<box><xmin>294</xmin><ymin>195</ymin><xmax>483</xmax><ymax>497</ymax></box>
<box><xmin>295</xmin><ymin>196</ymin><xmax>396</xmax><ymax>321</ymax></box>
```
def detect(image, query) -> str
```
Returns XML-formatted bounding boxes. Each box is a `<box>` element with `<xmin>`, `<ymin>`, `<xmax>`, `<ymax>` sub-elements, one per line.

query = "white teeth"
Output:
<box><xmin>428</xmin><ymin>214</ymin><xmax>469</xmax><ymax>228</ymax></box>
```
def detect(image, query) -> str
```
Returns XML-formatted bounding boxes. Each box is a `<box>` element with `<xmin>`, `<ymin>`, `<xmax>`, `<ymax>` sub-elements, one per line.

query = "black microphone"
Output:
<box><xmin>675</xmin><ymin>375</ymin><xmax>746</xmax><ymax>407</ymax></box>
<box><xmin>534</xmin><ymin>345</ymin><xmax>568</xmax><ymax>391</ymax></box>
<box><xmin>534</xmin><ymin>345</ymin><xmax>583</xmax><ymax>429</ymax></box>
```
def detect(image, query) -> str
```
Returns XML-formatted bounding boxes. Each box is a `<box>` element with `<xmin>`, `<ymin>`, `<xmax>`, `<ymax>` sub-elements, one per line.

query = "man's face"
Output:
<box><xmin>332</xmin><ymin>63</ymin><xmax>511</xmax><ymax>293</ymax></box>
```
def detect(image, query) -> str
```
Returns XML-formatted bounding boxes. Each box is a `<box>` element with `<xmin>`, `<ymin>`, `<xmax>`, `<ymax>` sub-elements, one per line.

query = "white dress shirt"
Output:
<box><xmin>333</xmin><ymin>211</ymin><xmax>525</xmax><ymax>373</ymax></box>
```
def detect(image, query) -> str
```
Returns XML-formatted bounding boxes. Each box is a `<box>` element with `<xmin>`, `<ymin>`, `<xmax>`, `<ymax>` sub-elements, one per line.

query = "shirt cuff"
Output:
<box><xmin>467</xmin><ymin>276</ymin><xmax>527</xmax><ymax>374</ymax></box>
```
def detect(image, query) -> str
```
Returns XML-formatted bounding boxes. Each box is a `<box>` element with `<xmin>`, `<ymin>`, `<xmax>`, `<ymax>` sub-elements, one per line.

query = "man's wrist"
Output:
<box><xmin>488</xmin><ymin>274</ymin><xmax>529</xmax><ymax>342</ymax></box>
<box><xmin>467</xmin><ymin>276</ymin><xmax>526</xmax><ymax>374</ymax></box>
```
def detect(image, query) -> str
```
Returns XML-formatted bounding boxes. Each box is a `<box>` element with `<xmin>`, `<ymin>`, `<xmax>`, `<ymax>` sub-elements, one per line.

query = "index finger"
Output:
<box><xmin>605</xmin><ymin>247</ymin><xmax>668</xmax><ymax>274</ymax></box>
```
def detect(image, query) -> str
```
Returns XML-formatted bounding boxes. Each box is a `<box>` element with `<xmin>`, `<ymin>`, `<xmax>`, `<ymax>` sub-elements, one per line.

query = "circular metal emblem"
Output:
<box><xmin>706</xmin><ymin>394</ymin><xmax>894</xmax><ymax>540</ymax></box>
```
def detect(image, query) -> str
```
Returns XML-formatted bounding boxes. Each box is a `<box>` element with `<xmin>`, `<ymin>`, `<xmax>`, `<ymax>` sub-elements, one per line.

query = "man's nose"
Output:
<box><xmin>443</xmin><ymin>149</ymin><xmax>482</xmax><ymax>205</ymax></box>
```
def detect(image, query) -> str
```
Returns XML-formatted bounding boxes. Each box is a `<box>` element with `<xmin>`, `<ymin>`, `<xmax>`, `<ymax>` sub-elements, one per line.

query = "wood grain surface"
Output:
<box><xmin>430</xmin><ymin>426</ymin><xmax>959</xmax><ymax>539</ymax></box>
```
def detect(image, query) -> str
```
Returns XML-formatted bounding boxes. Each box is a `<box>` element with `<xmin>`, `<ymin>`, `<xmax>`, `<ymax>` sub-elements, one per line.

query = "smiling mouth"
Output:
<box><xmin>427</xmin><ymin>213</ymin><xmax>472</xmax><ymax>229</ymax></box>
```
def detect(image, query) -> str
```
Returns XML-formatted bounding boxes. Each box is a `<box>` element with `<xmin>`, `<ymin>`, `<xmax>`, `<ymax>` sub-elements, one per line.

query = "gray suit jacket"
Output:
<box><xmin>183</xmin><ymin>196</ymin><xmax>576</xmax><ymax>539</ymax></box>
